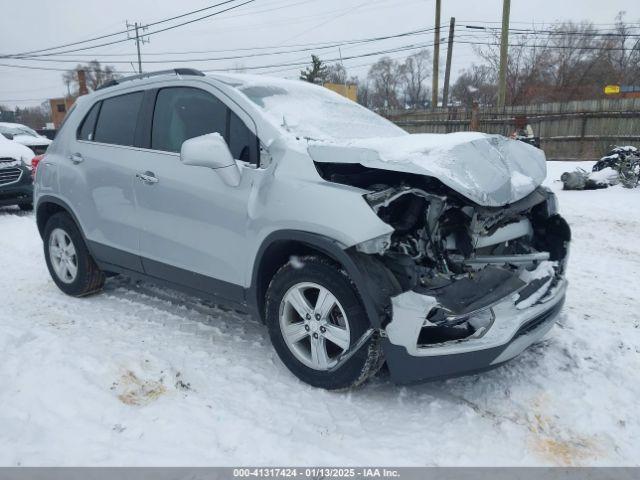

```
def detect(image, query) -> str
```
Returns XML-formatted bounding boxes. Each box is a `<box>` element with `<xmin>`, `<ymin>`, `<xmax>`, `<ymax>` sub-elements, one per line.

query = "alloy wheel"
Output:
<box><xmin>279</xmin><ymin>282</ymin><xmax>351</xmax><ymax>371</ymax></box>
<box><xmin>49</xmin><ymin>228</ymin><xmax>78</xmax><ymax>284</ymax></box>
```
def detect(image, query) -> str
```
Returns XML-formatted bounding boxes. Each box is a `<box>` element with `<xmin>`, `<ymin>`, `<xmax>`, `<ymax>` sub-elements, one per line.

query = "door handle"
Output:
<box><xmin>136</xmin><ymin>171</ymin><xmax>159</xmax><ymax>185</ymax></box>
<box><xmin>68</xmin><ymin>153</ymin><xmax>84</xmax><ymax>164</ymax></box>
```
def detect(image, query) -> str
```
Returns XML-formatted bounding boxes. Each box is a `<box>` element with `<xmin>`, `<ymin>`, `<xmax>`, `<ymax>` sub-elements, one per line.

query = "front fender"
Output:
<box><xmin>248</xmin><ymin>230</ymin><xmax>395</xmax><ymax>328</ymax></box>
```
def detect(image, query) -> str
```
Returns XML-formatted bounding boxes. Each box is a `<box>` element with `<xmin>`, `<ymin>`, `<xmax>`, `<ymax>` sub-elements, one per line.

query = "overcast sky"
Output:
<box><xmin>1</xmin><ymin>0</ymin><xmax>637</xmax><ymax>109</ymax></box>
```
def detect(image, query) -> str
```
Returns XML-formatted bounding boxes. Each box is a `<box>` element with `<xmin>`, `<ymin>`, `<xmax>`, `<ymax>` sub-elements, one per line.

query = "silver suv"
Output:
<box><xmin>34</xmin><ymin>69</ymin><xmax>570</xmax><ymax>389</ymax></box>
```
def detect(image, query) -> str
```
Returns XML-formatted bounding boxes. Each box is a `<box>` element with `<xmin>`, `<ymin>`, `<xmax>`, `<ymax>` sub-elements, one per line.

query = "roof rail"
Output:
<box><xmin>96</xmin><ymin>68</ymin><xmax>205</xmax><ymax>91</ymax></box>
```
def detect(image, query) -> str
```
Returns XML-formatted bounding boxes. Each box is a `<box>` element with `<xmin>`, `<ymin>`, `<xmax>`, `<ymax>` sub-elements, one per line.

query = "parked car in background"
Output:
<box><xmin>0</xmin><ymin>134</ymin><xmax>34</xmax><ymax>210</ymax></box>
<box><xmin>0</xmin><ymin>122</ymin><xmax>52</xmax><ymax>155</ymax></box>
<box><xmin>34</xmin><ymin>69</ymin><xmax>570</xmax><ymax>389</ymax></box>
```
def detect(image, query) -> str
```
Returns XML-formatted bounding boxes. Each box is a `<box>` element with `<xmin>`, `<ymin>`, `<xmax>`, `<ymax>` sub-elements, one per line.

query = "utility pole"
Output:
<box><xmin>497</xmin><ymin>0</ymin><xmax>511</xmax><ymax>108</ymax></box>
<box><xmin>442</xmin><ymin>17</ymin><xmax>456</xmax><ymax>108</ymax></box>
<box><xmin>431</xmin><ymin>0</ymin><xmax>441</xmax><ymax>110</ymax></box>
<box><xmin>127</xmin><ymin>21</ymin><xmax>149</xmax><ymax>74</ymax></box>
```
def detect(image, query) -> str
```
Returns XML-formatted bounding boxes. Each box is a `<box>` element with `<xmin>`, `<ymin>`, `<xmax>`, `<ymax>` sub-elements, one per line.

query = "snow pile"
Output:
<box><xmin>0</xmin><ymin>162</ymin><xmax>639</xmax><ymax>466</ymax></box>
<box><xmin>589</xmin><ymin>167</ymin><xmax>619</xmax><ymax>186</ymax></box>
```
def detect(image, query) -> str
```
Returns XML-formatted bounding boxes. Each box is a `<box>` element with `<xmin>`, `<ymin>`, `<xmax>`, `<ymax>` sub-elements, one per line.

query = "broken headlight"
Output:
<box><xmin>355</xmin><ymin>233</ymin><xmax>392</xmax><ymax>255</ymax></box>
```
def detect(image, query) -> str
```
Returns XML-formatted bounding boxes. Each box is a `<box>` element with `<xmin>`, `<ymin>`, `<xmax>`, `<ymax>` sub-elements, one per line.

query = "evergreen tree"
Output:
<box><xmin>300</xmin><ymin>55</ymin><xmax>328</xmax><ymax>84</ymax></box>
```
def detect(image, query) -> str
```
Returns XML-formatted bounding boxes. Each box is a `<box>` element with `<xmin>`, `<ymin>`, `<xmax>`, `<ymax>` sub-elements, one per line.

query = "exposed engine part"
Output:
<box><xmin>444</xmin><ymin>218</ymin><xmax>533</xmax><ymax>251</ymax></box>
<box><xmin>422</xmin><ymin>266</ymin><xmax>526</xmax><ymax>317</ymax></box>
<box><xmin>356</xmin><ymin>183</ymin><xmax>570</xmax><ymax>330</ymax></box>
<box><xmin>449</xmin><ymin>252</ymin><xmax>550</xmax><ymax>266</ymax></box>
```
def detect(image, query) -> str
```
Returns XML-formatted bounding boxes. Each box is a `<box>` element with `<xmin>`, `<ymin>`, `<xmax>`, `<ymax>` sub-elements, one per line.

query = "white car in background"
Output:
<box><xmin>0</xmin><ymin>122</ymin><xmax>52</xmax><ymax>155</ymax></box>
<box><xmin>0</xmin><ymin>133</ymin><xmax>35</xmax><ymax>210</ymax></box>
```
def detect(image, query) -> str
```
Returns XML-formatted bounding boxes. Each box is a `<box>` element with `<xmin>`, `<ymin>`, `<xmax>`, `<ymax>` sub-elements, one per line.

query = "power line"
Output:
<box><xmin>3</xmin><ymin>32</ymin><xmax>637</xmax><ymax>78</ymax></box>
<box><xmin>0</xmin><ymin>63</ymin><xmax>92</xmax><ymax>72</ymax></box>
<box><xmin>1</xmin><ymin>0</ymin><xmax>257</xmax><ymax>59</ymax></box>
<box><xmin>455</xmin><ymin>40</ymin><xmax>639</xmax><ymax>51</ymax></box>
<box><xmin>201</xmin><ymin>41</ymin><xmax>435</xmax><ymax>72</ymax></box>
<box><xmin>0</xmin><ymin>39</ymin><xmax>434</xmax><ymax>76</ymax></box>
<box><xmin>1</xmin><ymin>27</ymin><xmax>440</xmax><ymax>65</ymax></box>
<box><xmin>277</xmin><ymin>0</ymin><xmax>376</xmax><ymax>45</ymax></box>
<box><xmin>462</xmin><ymin>24</ymin><xmax>640</xmax><ymax>38</ymax></box>
<box><xmin>2</xmin><ymin>0</ymin><xmax>245</xmax><ymax>58</ymax></box>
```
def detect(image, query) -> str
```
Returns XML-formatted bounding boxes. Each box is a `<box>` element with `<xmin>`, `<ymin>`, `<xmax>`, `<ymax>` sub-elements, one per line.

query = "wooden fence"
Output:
<box><xmin>385</xmin><ymin>98</ymin><xmax>640</xmax><ymax>160</ymax></box>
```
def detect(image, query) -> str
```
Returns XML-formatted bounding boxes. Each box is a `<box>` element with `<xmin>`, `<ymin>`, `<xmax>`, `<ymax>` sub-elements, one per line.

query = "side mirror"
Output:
<box><xmin>180</xmin><ymin>133</ymin><xmax>241</xmax><ymax>187</ymax></box>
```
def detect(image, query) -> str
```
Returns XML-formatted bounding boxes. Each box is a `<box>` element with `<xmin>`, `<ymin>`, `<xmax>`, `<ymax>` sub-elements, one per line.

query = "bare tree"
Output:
<box><xmin>62</xmin><ymin>60</ymin><xmax>120</xmax><ymax>95</ymax></box>
<box><xmin>400</xmin><ymin>49</ymin><xmax>432</xmax><ymax>108</ymax></box>
<box><xmin>354</xmin><ymin>77</ymin><xmax>372</xmax><ymax>108</ymax></box>
<box><xmin>324</xmin><ymin>63</ymin><xmax>347</xmax><ymax>84</ymax></box>
<box><xmin>475</xmin><ymin>31</ymin><xmax>552</xmax><ymax>105</ymax></box>
<box><xmin>451</xmin><ymin>64</ymin><xmax>497</xmax><ymax>106</ymax></box>
<box><xmin>469</xmin><ymin>12</ymin><xmax>640</xmax><ymax>105</ymax></box>
<box><xmin>14</xmin><ymin>105</ymin><xmax>51</xmax><ymax>129</ymax></box>
<box><xmin>367</xmin><ymin>57</ymin><xmax>403</xmax><ymax>110</ymax></box>
<box><xmin>604</xmin><ymin>11</ymin><xmax>640</xmax><ymax>83</ymax></box>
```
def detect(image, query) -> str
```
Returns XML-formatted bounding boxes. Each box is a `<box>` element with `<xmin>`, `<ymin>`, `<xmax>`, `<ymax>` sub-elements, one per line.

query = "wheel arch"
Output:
<box><xmin>36</xmin><ymin>196</ymin><xmax>84</xmax><ymax>240</ymax></box>
<box><xmin>249</xmin><ymin>230</ymin><xmax>389</xmax><ymax>328</ymax></box>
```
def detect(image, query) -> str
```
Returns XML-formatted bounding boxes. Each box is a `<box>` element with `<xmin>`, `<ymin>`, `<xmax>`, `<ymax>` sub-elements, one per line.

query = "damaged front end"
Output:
<box><xmin>319</xmin><ymin>163</ymin><xmax>570</xmax><ymax>383</ymax></box>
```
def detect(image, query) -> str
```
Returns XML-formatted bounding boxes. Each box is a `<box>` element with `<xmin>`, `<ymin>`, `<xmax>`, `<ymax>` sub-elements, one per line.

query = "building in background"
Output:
<box><xmin>48</xmin><ymin>97</ymin><xmax>75</xmax><ymax>129</ymax></box>
<box><xmin>323</xmin><ymin>83</ymin><xmax>357</xmax><ymax>102</ymax></box>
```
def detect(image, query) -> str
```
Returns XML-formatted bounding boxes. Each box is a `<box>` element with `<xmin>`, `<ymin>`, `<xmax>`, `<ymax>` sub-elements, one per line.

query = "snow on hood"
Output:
<box><xmin>0</xmin><ymin>135</ymin><xmax>35</xmax><ymax>163</ymax></box>
<box><xmin>308</xmin><ymin>132</ymin><xmax>547</xmax><ymax>207</ymax></box>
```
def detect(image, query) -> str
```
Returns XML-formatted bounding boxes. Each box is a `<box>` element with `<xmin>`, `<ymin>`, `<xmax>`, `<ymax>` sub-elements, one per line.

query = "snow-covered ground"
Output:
<box><xmin>1</xmin><ymin>161</ymin><xmax>639</xmax><ymax>466</ymax></box>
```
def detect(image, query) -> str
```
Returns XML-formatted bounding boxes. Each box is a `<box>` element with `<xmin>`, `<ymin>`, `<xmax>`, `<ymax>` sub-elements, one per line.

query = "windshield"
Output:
<box><xmin>234</xmin><ymin>77</ymin><xmax>407</xmax><ymax>141</ymax></box>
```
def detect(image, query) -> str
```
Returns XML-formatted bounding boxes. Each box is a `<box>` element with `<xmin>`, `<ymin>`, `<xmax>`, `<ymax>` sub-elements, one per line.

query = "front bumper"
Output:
<box><xmin>0</xmin><ymin>166</ymin><xmax>33</xmax><ymax>207</ymax></box>
<box><xmin>382</xmin><ymin>277</ymin><xmax>567</xmax><ymax>384</ymax></box>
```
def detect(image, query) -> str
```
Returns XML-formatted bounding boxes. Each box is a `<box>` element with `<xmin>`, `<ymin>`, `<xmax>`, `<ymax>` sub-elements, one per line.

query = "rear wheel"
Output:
<box><xmin>265</xmin><ymin>255</ymin><xmax>382</xmax><ymax>390</ymax></box>
<box><xmin>43</xmin><ymin>212</ymin><xmax>105</xmax><ymax>296</ymax></box>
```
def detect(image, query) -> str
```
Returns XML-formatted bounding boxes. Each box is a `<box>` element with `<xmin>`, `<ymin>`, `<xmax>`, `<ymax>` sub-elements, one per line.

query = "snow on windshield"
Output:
<box><xmin>0</xmin><ymin>124</ymin><xmax>38</xmax><ymax>138</ymax></box>
<box><xmin>235</xmin><ymin>77</ymin><xmax>407</xmax><ymax>141</ymax></box>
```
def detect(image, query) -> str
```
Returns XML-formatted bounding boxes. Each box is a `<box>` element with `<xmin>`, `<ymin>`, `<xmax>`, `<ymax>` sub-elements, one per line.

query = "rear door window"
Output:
<box><xmin>93</xmin><ymin>92</ymin><xmax>144</xmax><ymax>146</ymax></box>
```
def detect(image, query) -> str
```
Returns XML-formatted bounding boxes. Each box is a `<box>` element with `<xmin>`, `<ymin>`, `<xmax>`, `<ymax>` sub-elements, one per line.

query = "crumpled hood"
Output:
<box><xmin>308</xmin><ymin>132</ymin><xmax>547</xmax><ymax>207</ymax></box>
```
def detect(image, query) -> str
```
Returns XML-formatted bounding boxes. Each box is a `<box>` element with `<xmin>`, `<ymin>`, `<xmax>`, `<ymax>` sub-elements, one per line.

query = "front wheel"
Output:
<box><xmin>43</xmin><ymin>212</ymin><xmax>105</xmax><ymax>297</ymax></box>
<box><xmin>265</xmin><ymin>255</ymin><xmax>382</xmax><ymax>390</ymax></box>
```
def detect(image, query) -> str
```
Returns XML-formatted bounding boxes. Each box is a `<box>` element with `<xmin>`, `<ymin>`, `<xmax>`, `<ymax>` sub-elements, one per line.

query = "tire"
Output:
<box><xmin>265</xmin><ymin>255</ymin><xmax>382</xmax><ymax>390</ymax></box>
<box><xmin>18</xmin><ymin>202</ymin><xmax>33</xmax><ymax>211</ymax></box>
<box><xmin>43</xmin><ymin>212</ymin><xmax>105</xmax><ymax>297</ymax></box>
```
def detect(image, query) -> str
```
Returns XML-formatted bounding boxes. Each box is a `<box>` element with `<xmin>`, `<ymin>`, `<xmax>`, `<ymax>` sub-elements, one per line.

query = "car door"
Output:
<box><xmin>70</xmin><ymin>91</ymin><xmax>146</xmax><ymax>271</ymax></box>
<box><xmin>132</xmin><ymin>86</ymin><xmax>260</xmax><ymax>301</ymax></box>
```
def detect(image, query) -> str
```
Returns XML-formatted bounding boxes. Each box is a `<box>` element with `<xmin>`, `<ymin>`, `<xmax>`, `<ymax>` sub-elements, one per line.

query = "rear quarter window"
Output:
<box><xmin>76</xmin><ymin>102</ymin><xmax>101</xmax><ymax>141</ymax></box>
